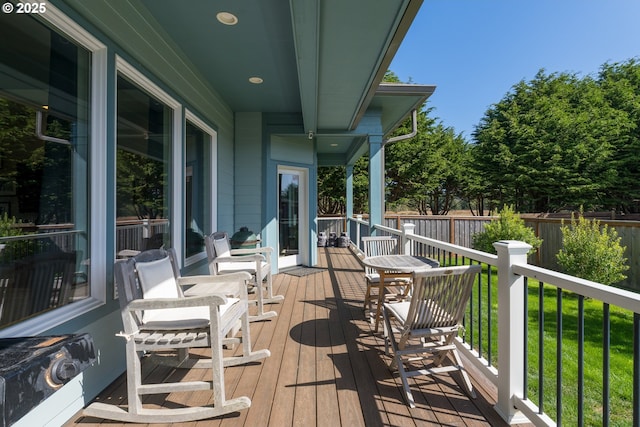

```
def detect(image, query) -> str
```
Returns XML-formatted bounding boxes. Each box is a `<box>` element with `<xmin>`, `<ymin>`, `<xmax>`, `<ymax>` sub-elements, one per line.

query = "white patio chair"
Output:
<box><xmin>205</xmin><ymin>231</ymin><xmax>283</xmax><ymax>322</ymax></box>
<box><xmin>83</xmin><ymin>248</ymin><xmax>270</xmax><ymax>423</ymax></box>
<box><xmin>361</xmin><ymin>236</ymin><xmax>412</xmax><ymax>317</ymax></box>
<box><xmin>382</xmin><ymin>264</ymin><xmax>481</xmax><ymax>407</ymax></box>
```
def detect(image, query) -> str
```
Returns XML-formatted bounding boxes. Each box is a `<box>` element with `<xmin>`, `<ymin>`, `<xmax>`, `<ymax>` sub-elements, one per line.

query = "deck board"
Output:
<box><xmin>65</xmin><ymin>247</ymin><xmax>533</xmax><ymax>427</ymax></box>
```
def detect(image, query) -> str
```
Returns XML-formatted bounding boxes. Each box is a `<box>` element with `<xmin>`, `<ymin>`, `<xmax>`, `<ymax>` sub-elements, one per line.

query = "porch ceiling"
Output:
<box><xmin>62</xmin><ymin>0</ymin><xmax>434</xmax><ymax>164</ymax></box>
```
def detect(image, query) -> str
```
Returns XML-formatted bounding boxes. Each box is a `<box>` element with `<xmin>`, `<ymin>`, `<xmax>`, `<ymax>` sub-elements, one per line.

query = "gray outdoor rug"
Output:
<box><xmin>281</xmin><ymin>266</ymin><xmax>327</xmax><ymax>277</ymax></box>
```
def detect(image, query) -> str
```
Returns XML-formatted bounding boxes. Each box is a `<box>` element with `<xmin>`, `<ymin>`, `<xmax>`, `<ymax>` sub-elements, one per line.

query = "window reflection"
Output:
<box><xmin>0</xmin><ymin>13</ymin><xmax>91</xmax><ymax>327</ymax></box>
<box><xmin>185</xmin><ymin>122</ymin><xmax>210</xmax><ymax>258</ymax></box>
<box><xmin>116</xmin><ymin>75</ymin><xmax>172</xmax><ymax>256</ymax></box>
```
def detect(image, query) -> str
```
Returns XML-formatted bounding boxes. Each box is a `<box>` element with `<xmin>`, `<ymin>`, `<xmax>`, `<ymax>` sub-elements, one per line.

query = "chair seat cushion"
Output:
<box><xmin>384</xmin><ymin>301</ymin><xmax>411</xmax><ymax>323</ymax></box>
<box><xmin>142</xmin><ymin>297</ymin><xmax>240</xmax><ymax>330</ymax></box>
<box><xmin>384</xmin><ymin>300</ymin><xmax>456</xmax><ymax>331</ymax></box>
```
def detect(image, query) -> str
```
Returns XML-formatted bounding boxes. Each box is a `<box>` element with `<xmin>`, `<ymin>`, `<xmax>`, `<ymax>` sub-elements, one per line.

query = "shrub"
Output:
<box><xmin>0</xmin><ymin>213</ymin><xmax>38</xmax><ymax>262</ymax></box>
<box><xmin>0</xmin><ymin>212</ymin><xmax>22</xmax><ymax>238</ymax></box>
<box><xmin>556</xmin><ymin>213</ymin><xmax>628</xmax><ymax>285</ymax></box>
<box><xmin>472</xmin><ymin>205</ymin><xmax>542</xmax><ymax>254</ymax></box>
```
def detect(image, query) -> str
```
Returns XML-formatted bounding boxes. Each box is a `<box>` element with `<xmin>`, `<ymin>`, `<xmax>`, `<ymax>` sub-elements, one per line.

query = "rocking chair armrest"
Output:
<box><xmin>214</xmin><ymin>254</ymin><xmax>265</xmax><ymax>263</ymax></box>
<box><xmin>230</xmin><ymin>247</ymin><xmax>272</xmax><ymax>255</ymax></box>
<box><xmin>126</xmin><ymin>294</ymin><xmax>228</xmax><ymax>311</ymax></box>
<box><xmin>230</xmin><ymin>247</ymin><xmax>272</xmax><ymax>262</ymax></box>
<box><xmin>177</xmin><ymin>271</ymin><xmax>252</xmax><ymax>286</ymax></box>
<box><xmin>178</xmin><ymin>272</ymin><xmax>251</xmax><ymax>298</ymax></box>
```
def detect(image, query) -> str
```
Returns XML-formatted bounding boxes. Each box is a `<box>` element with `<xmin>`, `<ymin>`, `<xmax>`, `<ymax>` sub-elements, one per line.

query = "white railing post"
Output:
<box><xmin>402</xmin><ymin>222</ymin><xmax>415</xmax><ymax>255</ymax></box>
<box><xmin>493</xmin><ymin>240</ymin><xmax>532</xmax><ymax>424</ymax></box>
<box><xmin>142</xmin><ymin>218</ymin><xmax>150</xmax><ymax>239</ymax></box>
<box><xmin>356</xmin><ymin>215</ymin><xmax>363</xmax><ymax>251</ymax></box>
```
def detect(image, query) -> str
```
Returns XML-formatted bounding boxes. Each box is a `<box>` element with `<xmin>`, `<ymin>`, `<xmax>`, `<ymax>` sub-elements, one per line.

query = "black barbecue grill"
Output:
<box><xmin>0</xmin><ymin>333</ymin><xmax>95</xmax><ymax>426</ymax></box>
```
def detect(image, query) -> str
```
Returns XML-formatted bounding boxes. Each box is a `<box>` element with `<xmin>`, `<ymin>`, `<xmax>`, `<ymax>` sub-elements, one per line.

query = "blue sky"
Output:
<box><xmin>389</xmin><ymin>0</ymin><xmax>640</xmax><ymax>139</ymax></box>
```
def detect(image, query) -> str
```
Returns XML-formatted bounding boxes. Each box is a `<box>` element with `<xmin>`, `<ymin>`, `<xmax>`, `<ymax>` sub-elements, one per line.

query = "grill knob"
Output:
<box><xmin>51</xmin><ymin>358</ymin><xmax>80</xmax><ymax>384</ymax></box>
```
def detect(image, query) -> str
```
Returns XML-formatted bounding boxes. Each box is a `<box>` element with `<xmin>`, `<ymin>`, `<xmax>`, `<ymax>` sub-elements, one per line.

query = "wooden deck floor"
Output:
<box><xmin>66</xmin><ymin>247</ymin><xmax>530</xmax><ymax>427</ymax></box>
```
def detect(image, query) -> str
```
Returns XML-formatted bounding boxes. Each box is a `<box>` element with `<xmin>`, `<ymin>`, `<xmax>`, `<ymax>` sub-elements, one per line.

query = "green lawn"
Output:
<box><xmin>453</xmin><ymin>262</ymin><xmax>635</xmax><ymax>426</ymax></box>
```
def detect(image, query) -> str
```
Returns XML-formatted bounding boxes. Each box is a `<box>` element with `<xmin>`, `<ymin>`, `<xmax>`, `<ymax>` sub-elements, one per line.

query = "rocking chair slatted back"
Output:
<box><xmin>405</xmin><ymin>265</ymin><xmax>479</xmax><ymax>333</ymax></box>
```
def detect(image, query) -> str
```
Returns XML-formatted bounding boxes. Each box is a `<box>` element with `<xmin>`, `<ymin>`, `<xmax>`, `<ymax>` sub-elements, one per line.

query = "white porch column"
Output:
<box><xmin>493</xmin><ymin>240</ymin><xmax>532</xmax><ymax>424</ymax></box>
<box><xmin>356</xmin><ymin>214</ymin><xmax>363</xmax><ymax>251</ymax></box>
<box><xmin>346</xmin><ymin>164</ymin><xmax>354</xmax><ymax>239</ymax></box>
<box><xmin>401</xmin><ymin>222</ymin><xmax>415</xmax><ymax>255</ymax></box>
<box><xmin>368</xmin><ymin>134</ymin><xmax>384</xmax><ymax>234</ymax></box>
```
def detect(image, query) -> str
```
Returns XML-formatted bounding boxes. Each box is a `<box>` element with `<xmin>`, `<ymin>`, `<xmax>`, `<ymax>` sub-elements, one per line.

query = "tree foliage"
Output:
<box><xmin>318</xmin><ymin>58</ymin><xmax>640</xmax><ymax>216</ymax></box>
<box><xmin>385</xmin><ymin>114</ymin><xmax>469</xmax><ymax>214</ymax></box>
<box><xmin>473</xmin><ymin>59</ymin><xmax>640</xmax><ymax>213</ymax></box>
<box><xmin>0</xmin><ymin>98</ymin><xmax>73</xmax><ymax>224</ymax></box>
<box><xmin>117</xmin><ymin>150</ymin><xmax>167</xmax><ymax>219</ymax></box>
<box><xmin>317</xmin><ymin>157</ymin><xmax>369</xmax><ymax>215</ymax></box>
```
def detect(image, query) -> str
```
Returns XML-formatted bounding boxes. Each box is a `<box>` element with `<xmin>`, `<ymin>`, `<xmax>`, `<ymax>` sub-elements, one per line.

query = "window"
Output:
<box><xmin>0</xmin><ymin>12</ymin><xmax>93</xmax><ymax>328</ymax></box>
<box><xmin>115</xmin><ymin>73</ymin><xmax>174</xmax><ymax>255</ymax></box>
<box><xmin>184</xmin><ymin>115</ymin><xmax>215</xmax><ymax>262</ymax></box>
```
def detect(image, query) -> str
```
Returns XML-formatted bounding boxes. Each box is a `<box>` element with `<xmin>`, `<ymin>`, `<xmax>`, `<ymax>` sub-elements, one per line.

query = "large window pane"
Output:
<box><xmin>116</xmin><ymin>75</ymin><xmax>172</xmax><ymax>255</ymax></box>
<box><xmin>0</xmin><ymin>13</ymin><xmax>91</xmax><ymax>327</ymax></box>
<box><xmin>185</xmin><ymin>121</ymin><xmax>210</xmax><ymax>259</ymax></box>
<box><xmin>279</xmin><ymin>173</ymin><xmax>300</xmax><ymax>256</ymax></box>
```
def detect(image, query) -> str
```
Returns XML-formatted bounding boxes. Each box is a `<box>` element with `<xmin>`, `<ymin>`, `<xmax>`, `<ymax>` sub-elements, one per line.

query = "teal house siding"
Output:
<box><xmin>216</xmin><ymin>126</ymin><xmax>236</xmax><ymax>236</ymax></box>
<box><xmin>234</xmin><ymin>113</ymin><xmax>264</xmax><ymax>238</ymax></box>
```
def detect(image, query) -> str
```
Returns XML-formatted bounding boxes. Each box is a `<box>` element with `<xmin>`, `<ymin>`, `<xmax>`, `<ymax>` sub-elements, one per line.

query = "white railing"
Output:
<box><xmin>115</xmin><ymin>218</ymin><xmax>169</xmax><ymax>254</ymax></box>
<box><xmin>348</xmin><ymin>217</ymin><xmax>640</xmax><ymax>426</ymax></box>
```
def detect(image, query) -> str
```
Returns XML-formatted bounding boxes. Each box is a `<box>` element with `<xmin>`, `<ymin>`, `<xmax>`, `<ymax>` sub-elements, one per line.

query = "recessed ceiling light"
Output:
<box><xmin>216</xmin><ymin>12</ymin><xmax>238</xmax><ymax>25</ymax></box>
<box><xmin>330</xmin><ymin>143</ymin><xmax>338</xmax><ymax>147</ymax></box>
<box><xmin>249</xmin><ymin>76</ymin><xmax>264</xmax><ymax>84</ymax></box>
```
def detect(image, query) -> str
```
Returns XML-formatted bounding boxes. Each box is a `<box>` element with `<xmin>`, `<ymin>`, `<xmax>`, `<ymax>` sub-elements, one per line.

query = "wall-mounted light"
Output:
<box><xmin>249</xmin><ymin>76</ymin><xmax>263</xmax><ymax>84</ymax></box>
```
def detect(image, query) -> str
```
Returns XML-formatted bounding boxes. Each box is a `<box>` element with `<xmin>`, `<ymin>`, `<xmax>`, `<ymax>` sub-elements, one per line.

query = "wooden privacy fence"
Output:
<box><xmin>319</xmin><ymin>214</ymin><xmax>640</xmax><ymax>292</ymax></box>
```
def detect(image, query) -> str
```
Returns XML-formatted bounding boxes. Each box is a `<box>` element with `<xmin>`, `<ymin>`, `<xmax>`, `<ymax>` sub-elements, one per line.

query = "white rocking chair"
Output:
<box><xmin>383</xmin><ymin>264</ymin><xmax>481</xmax><ymax>407</ymax></box>
<box><xmin>83</xmin><ymin>248</ymin><xmax>270</xmax><ymax>423</ymax></box>
<box><xmin>205</xmin><ymin>231</ymin><xmax>283</xmax><ymax>321</ymax></box>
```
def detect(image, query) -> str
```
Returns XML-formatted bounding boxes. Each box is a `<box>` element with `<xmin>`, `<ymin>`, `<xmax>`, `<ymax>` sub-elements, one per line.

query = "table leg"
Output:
<box><xmin>373</xmin><ymin>271</ymin><xmax>413</xmax><ymax>333</ymax></box>
<box><xmin>374</xmin><ymin>269</ymin><xmax>386</xmax><ymax>332</ymax></box>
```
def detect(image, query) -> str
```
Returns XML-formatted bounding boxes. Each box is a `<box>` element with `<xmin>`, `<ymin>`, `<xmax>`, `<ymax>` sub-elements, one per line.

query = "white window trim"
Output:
<box><xmin>115</xmin><ymin>56</ymin><xmax>183</xmax><ymax>266</ymax></box>
<box><xmin>0</xmin><ymin>2</ymin><xmax>108</xmax><ymax>338</ymax></box>
<box><xmin>184</xmin><ymin>110</ymin><xmax>218</xmax><ymax>267</ymax></box>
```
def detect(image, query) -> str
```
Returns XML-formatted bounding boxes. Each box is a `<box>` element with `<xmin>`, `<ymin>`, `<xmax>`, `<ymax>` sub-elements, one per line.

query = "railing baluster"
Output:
<box><xmin>557</xmin><ymin>288</ymin><xmax>563</xmax><ymax>426</ymax></box>
<box><xmin>578</xmin><ymin>295</ymin><xmax>584</xmax><ymax>427</ymax></box>
<box><xmin>634</xmin><ymin>313</ymin><xmax>639</xmax><ymax>427</ymax></box>
<box><xmin>469</xmin><ymin>262</ymin><xmax>474</xmax><ymax>349</ymax></box>
<box><xmin>477</xmin><ymin>260</ymin><xmax>483</xmax><ymax>358</ymax></box>
<box><xmin>524</xmin><ymin>276</ymin><xmax>529</xmax><ymax>399</ymax></box>
<box><xmin>602</xmin><ymin>303</ymin><xmax>610</xmax><ymax>427</ymax></box>
<box><xmin>539</xmin><ymin>280</ymin><xmax>545</xmax><ymax>414</ymax></box>
<box><xmin>488</xmin><ymin>263</ymin><xmax>493</xmax><ymax>367</ymax></box>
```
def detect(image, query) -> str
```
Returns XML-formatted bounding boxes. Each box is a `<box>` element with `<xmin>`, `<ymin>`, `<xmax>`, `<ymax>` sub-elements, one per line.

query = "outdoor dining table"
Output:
<box><xmin>361</xmin><ymin>254</ymin><xmax>440</xmax><ymax>332</ymax></box>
